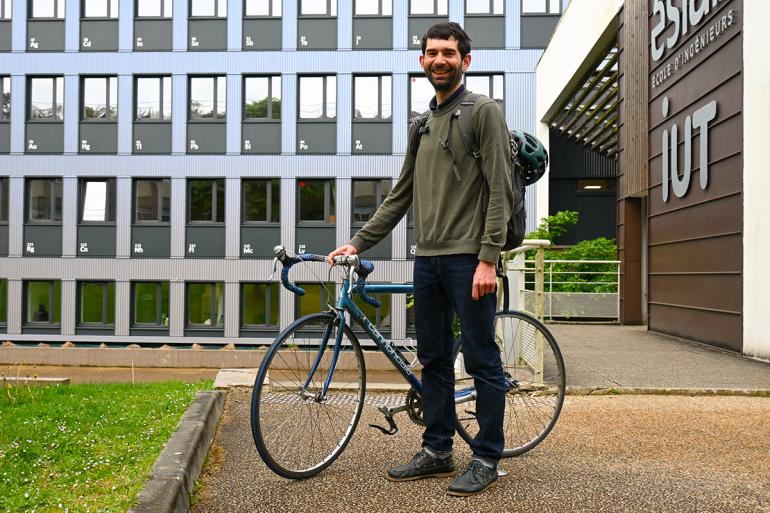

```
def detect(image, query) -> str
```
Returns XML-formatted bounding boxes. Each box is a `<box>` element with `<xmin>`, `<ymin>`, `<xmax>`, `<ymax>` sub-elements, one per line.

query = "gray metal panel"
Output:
<box><xmin>118</xmin><ymin>0</ymin><xmax>133</xmax><ymax>51</ymax></box>
<box><xmin>352</xmin><ymin>122</ymin><xmax>393</xmax><ymax>155</ymax></box>
<box><xmin>0</xmin><ymin>124</ymin><xmax>9</xmax><ymax>153</ymax></box>
<box><xmin>80</xmin><ymin>20</ymin><xmax>118</xmax><ymax>51</ymax></box>
<box><xmin>520</xmin><ymin>15</ymin><xmax>560</xmax><ymax>49</ymax></box>
<box><xmin>336</xmin><ymin>178</ymin><xmax>351</xmax><ymax>248</ymax></box>
<box><xmin>464</xmin><ymin>16</ymin><xmax>505</xmax><ymax>48</ymax></box>
<box><xmin>282</xmin><ymin>74</ymin><xmax>296</xmax><ymax>154</ymax></box>
<box><xmin>408</xmin><ymin>17</ymin><xmax>447</xmax><ymax>49</ymax></box>
<box><xmin>133</xmin><ymin>123</ymin><xmax>172</xmax><ymax>154</ymax></box>
<box><xmin>172</xmin><ymin>75</ymin><xmax>187</xmax><ymax>154</ymax></box>
<box><xmin>392</xmin><ymin>0</ymin><xmax>407</xmax><ymax>50</ymax></box>
<box><xmin>7</xmin><ymin>279</ymin><xmax>21</xmax><ymax>334</ymax></box>
<box><xmin>10</xmin><ymin>75</ymin><xmax>24</xmax><ymax>153</ymax></box>
<box><xmin>169</xmin><ymin>280</ymin><xmax>184</xmax><ymax>337</ymax></box>
<box><xmin>61</xmin><ymin>279</ymin><xmax>75</xmax><ymax>335</ymax></box>
<box><xmin>243</xmin><ymin>19</ymin><xmax>282</xmax><ymax>50</ymax></box>
<box><xmin>352</xmin><ymin>17</ymin><xmax>392</xmax><ymax>49</ymax></box>
<box><xmin>225</xmin><ymin>177</ymin><xmax>239</xmax><ymax>258</ymax></box>
<box><xmin>170</xmin><ymin>178</ymin><xmax>186</xmax><ymax>257</ymax></box>
<box><xmin>114</xmin><ymin>280</ymin><xmax>130</xmax><ymax>336</ymax></box>
<box><xmin>507</xmin><ymin>0</ymin><xmax>521</xmax><ymax>49</ymax></box>
<box><xmin>224</xmin><ymin>280</ymin><xmax>238</xmax><ymax>337</ymax></box>
<box><xmin>25</xmin><ymin>123</ymin><xmax>64</xmax><ymax>154</ymax></box>
<box><xmin>62</xmin><ymin>177</ymin><xmax>77</xmax><ymax>257</ymax></box>
<box><xmin>188</xmin><ymin>19</ymin><xmax>227</xmax><ymax>51</ymax></box>
<box><xmin>0</xmin><ymin>21</ymin><xmax>11</xmax><ymax>51</ymax></box>
<box><xmin>295</xmin><ymin>226</ymin><xmax>336</xmax><ymax>256</ymax></box>
<box><xmin>0</xmin><ymin>225</ymin><xmax>7</xmax><ymax>255</ymax></box>
<box><xmin>8</xmin><ymin>177</ymin><xmax>22</xmax><ymax>257</ymax></box>
<box><xmin>24</xmin><ymin>225</ymin><xmax>62</xmax><ymax>256</ymax></box>
<box><xmin>115</xmin><ymin>176</ymin><xmax>131</xmax><ymax>257</ymax></box>
<box><xmin>297</xmin><ymin>122</ymin><xmax>336</xmax><ymax>154</ymax></box>
<box><xmin>337</xmin><ymin>73</ymin><xmax>351</xmax><ymax>155</ymax></box>
<box><xmin>118</xmin><ymin>74</ymin><xmax>132</xmax><ymax>155</ymax></box>
<box><xmin>227</xmin><ymin>0</ymin><xmax>242</xmax><ymax>51</ymax></box>
<box><xmin>79</xmin><ymin>123</ymin><xmax>118</xmax><ymax>154</ymax></box>
<box><xmin>186</xmin><ymin>226</ymin><xmax>226</xmax><ymax>258</ymax></box>
<box><xmin>64</xmin><ymin>75</ymin><xmax>78</xmax><ymax>154</ymax></box>
<box><xmin>131</xmin><ymin>226</ymin><xmax>171</xmax><ymax>257</ymax></box>
<box><xmin>27</xmin><ymin>21</ymin><xmax>65</xmax><ymax>51</ymax></box>
<box><xmin>240</xmin><ymin>226</ymin><xmax>281</xmax><ymax>257</ymax></box>
<box><xmin>134</xmin><ymin>20</ymin><xmax>173</xmax><ymax>51</ymax></box>
<box><xmin>187</xmin><ymin>123</ymin><xmax>226</xmax><ymax>155</ymax></box>
<box><xmin>297</xmin><ymin>18</ymin><xmax>337</xmax><ymax>50</ymax></box>
<box><xmin>242</xmin><ymin>122</ymin><xmax>281</xmax><ymax>154</ymax></box>
<box><xmin>226</xmin><ymin>74</ymin><xmax>241</xmax><ymax>155</ymax></box>
<box><xmin>351</xmin><ymin>228</ymin><xmax>392</xmax><ymax>259</ymax></box>
<box><xmin>77</xmin><ymin>225</ymin><xmax>116</xmax><ymax>257</ymax></box>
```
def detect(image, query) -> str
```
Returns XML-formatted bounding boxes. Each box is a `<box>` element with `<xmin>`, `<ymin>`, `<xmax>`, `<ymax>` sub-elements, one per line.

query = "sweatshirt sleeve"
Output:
<box><xmin>349</xmin><ymin>150</ymin><xmax>415</xmax><ymax>254</ymax></box>
<box><xmin>474</xmin><ymin>100</ymin><xmax>514</xmax><ymax>264</ymax></box>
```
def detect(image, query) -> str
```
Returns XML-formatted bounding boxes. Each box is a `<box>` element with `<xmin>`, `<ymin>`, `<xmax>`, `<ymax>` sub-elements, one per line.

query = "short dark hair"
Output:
<box><xmin>420</xmin><ymin>22</ymin><xmax>472</xmax><ymax>59</ymax></box>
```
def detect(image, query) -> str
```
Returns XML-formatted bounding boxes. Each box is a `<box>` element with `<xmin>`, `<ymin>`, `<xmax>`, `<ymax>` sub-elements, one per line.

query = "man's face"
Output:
<box><xmin>419</xmin><ymin>37</ymin><xmax>471</xmax><ymax>93</ymax></box>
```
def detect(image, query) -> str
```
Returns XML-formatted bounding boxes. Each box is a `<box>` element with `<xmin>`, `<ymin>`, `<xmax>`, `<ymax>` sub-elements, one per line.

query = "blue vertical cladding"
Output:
<box><xmin>11</xmin><ymin>0</ymin><xmax>25</xmax><ymax>51</ymax></box>
<box><xmin>507</xmin><ymin>0</ymin><xmax>522</xmax><ymax>49</ymax></box>
<box><xmin>119</xmin><ymin>0</ymin><xmax>134</xmax><ymax>51</ymax></box>
<box><xmin>283</xmin><ymin>1</ymin><xmax>297</xmax><ymax>50</ymax></box>
<box><xmin>118</xmin><ymin>74</ymin><xmax>133</xmax><ymax>154</ymax></box>
<box><xmin>172</xmin><ymin>74</ymin><xmax>187</xmax><ymax>154</ymax></box>
<box><xmin>226</xmin><ymin>74</ymin><xmax>242</xmax><ymax>154</ymax></box>
<box><xmin>337</xmin><ymin>0</ymin><xmax>352</xmax><ymax>50</ymax></box>
<box><xmin>392</xmin><ymin>73</ymin><xmax>409</xmax><ymax>154</ymax></box>
<box><xmin>282</xmin><ymin>73</ymin><xmax>297</xmax><ymax>154</ymax></box>
<box><xmin>116</xmin><ymin>177</ymin><xmax>132</xmax><ymax>257</ymax></box>
<box><xmin>173</xmin><ymin>0</ymin><xmax>188</xmax><ymax>51</ymax></box>
<box><xmin>64</xmin><ymin>75</ymin><xmax>79</xmax><ymax>154</ymax></box>
<box><xmin>65</xmin><ymin>0</ymin><xmax>79</xmax><ymax>52</ymax></box>
<box><xmin>10</xmin><ymin>75</ymin><xmax>24</xmax><ymax>153</ymax></box>
<box><xmin>337</xmin><ymin>73</ymin><xmax>352</xmax><ymax>155</ymax></box>
<box><xmin>62</xmin><ymin>177</ymin><xmax>77</xmax><ymax>256</ymax></box>
<box><xmin>449</xmin><ymin>0</ymin><xmax>464</xmax><ymax>24</ymax></box>
<box><xmin>392</xmin><ymin>0</ymin><xmax>408</xmax><ymax>50</ymax></box>
<box><xmin>228</xmin><ymin>0</ymin><xmax>243</xmax><ymax>51</ymax></box>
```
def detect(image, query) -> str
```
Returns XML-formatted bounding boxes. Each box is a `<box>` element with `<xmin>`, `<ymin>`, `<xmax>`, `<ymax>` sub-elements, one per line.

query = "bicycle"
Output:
<box><xmin>251</xmin><ymin>245</ymin><xmax>566</xmax><ymax>479</ymax></box>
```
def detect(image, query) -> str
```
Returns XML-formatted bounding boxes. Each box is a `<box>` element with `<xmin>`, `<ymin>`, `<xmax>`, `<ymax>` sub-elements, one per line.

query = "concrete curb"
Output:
<box><xmin>129</xmin><ymin>390</ymin><xmax>226</xmax><ymax>513</ymax></box>
<box><xmin>565</xmin><ymin>386</ymin><xmax>770</xmax><ymax>397</ymax></box>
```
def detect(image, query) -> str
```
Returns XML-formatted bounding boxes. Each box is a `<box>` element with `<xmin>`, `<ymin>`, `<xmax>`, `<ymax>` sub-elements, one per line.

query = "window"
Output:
<box><xmin>352</xmin><ymin>179</ymin><xmax>391</xmax><ymax>224</ymax></box>
<box><xmin>137</xmin><ymin>0</ymin><xmax>172</xmax><ymax>17</ymax></box>
<box><xmin>1</xmin><ymin>0</ymin><xmax>11</xmax><ymax>19</ymax></box>
<box><xmin>188</xmin><ymin>178</ymin><xmax>225</xmax><ymax>222</ymax></box>
<box><xmin>244</xmin><ymin>0</ymin><xmax>280</xmax><ymax>16</ymax></box>
<box><xmin>30</xmin><ymin>0</ymin><xmax>65</xmax><ymax>18</ymax></box>
<box><xmin>241</xmin><ymin>283</ymin><xmax>279</xmax><ymax>327</ymax></box>
<box><xmin>28</xmin><ymin>77</ymin><xmax>63</xmax><ymax>120</ymax></box>
<box><xmin>354</xmin><ymin>0</ymin><xmax>390</xmax><ymax>15</ymax></box>
<box><xmin>134</xmin><ymin>178</ymin><xmax>170</xmax><ymax>223</ymax></box>
<box><xmin>522</xmin><ymin>0</ymin><xmax>560</xmax><ymax>14</ymax></box>
<box><xmin>25</xmin><ymin>281</ymin><xmax>61</xmax><ymax>324</ymax></box>
<box><xmin>135</xmin><ymin>76</ymin><xmax>171</xmax><ymax>120</ymax></box>
<box><xmin>242</xmin><ymin>179</ymin><xmax>279</xmax><ymax>223</ymax></box>
<box><xmin>0</xmin><ymin>178</ymin><xmax>7</xmax><ymax>222</ymax></box>
<box><xmin>354</xmin><ymin>75</ymin><xmax>391</xmax><ymax>120</ymax></box>
<box><xmin>577</xmin><ymin>179</ymin><xmax>616</xmax><ymax>194</ymax></box>
<box><xmin>79</xmin><ymin>178</ymin><xmax>116</xmax><ymax>222</ymax></box>
<box><xmin>189</xmin><ymin>76</ymin><xmax>226</xmax><ymax>120</ymax></box>
<box><xmin>26</xmin><ymin>178</ymin><xmax>63</xmax><ymax>222</ymax></box>
<box><xmin>464</xmin><ymin>74</ymin><xmax>504</xmax><ymax>110</ymax></box>
<box><xmin>243</xmin><ymin>76</ymin><xmax>281</xmax><ymax>120</ymax></box>
<box><xmin>81</xmin><ymin>77</ymin><xmax>117</xmax><ymax>120</ymax></box>
<box><xmin>133</xmin><ymin>282</ymin><xmax>169</xmax><ymax>326</ymax></box>
<box><xmin>410</xmin><ymin>0</ymin><xmax>446</xmax><ymax>15</ymax></box>
<box><xmin>406</xmin><ymin>293</ymin><xmax>415</xmax><ymax>333</ymax></box>
<box><xmin>190</xmin><ymin>0</ymin><xmax>226</xmax><ymax>17</ymax></box>
<box><xmin>295</xmin><ymin>282</ymin><xmax>333</xmax><ymax>319</ymax></box>
<box><xmin>78</xmin><ymin>281</ymin><xmax>115</xmax><ymax>325</ymax></box>
<box><xmin>298</xmin><ymin>75</ymin><xmax>336</xmax><ymax>120</ymax></box>
<box><xmin>1</xmin><ymin>77</ymin><xmax>8</xmax><ymax>120</ymax></box>
<box><xmin>353</xmin><ymin>292</ymin><xmax>390</xmax><ymax>332</ymax></box>
<box><xmin>466</xmin><ymin>0</ymin><xmax>502</xmax><ymax>14</ymax></box>
<box><xmin>83</xmin><ymin>0</ymin><xmax>118</xmax><ymax>18</ymax></box>
<box><xmin>297</xmin><ymin>179</ymin><xmax>335</xmax><ymax>223</ymax></box>
<box><xmin>0</xmin><ymin>280</ymin><xmax>6</xmax><ymax>325</ymax></box>
<box><xmin>300</xmin><ymin>0</ymin><xmax>335</xmax><ymax>16</ymax></box>
<box><xmin>186</xmin><ymin>282</ymin><xmax>224</xmax><ymax>327</ymax></box>
<box><xmin>409</xmin><ymin>75</ymin><xmax>433</xmax><ymax>119</ymax></box>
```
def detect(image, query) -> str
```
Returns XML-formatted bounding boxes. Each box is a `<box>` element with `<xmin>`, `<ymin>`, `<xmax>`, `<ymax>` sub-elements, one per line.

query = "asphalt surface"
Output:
<box><xmin>191</xmin><ymin>388</ymin><xmax>770</xmax><ymax>513</ymax></box>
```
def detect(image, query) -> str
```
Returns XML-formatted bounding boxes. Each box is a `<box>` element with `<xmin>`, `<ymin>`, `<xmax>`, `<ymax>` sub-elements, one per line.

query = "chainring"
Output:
<box><xmin>405</xmin><ymin>388</ymin><xmax>424</xmax><ymax>426</ymax></box>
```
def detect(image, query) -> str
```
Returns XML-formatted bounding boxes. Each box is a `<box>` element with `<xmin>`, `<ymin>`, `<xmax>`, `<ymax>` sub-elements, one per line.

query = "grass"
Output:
<box><xmin>0</xmin><ymin>379</ymin><xmax>213</xmax><ymax>512</ymax></box>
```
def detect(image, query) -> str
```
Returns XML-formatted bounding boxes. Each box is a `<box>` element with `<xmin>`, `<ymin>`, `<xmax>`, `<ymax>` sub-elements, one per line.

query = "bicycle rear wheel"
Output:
<box><xmin>251</xmin><ymin>312</ymin><xmax>366</xmax><ymax>479</ymax></box>
<box><xmin>454</xmin><ymin>310</ymin><xmax>565</xmax><ymax>458</ymax></box>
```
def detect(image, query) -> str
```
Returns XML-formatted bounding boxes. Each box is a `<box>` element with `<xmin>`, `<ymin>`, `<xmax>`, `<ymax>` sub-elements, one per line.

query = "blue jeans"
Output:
<box><xmin>413</xmin><ymin>254</ymin><xmax>505</xmax><ymax>463</ymax></box>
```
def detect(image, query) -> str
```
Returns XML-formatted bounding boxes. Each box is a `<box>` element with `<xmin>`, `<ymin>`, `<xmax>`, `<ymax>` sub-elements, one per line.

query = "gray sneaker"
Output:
<box><xmin>386</xmin><ymin>448</ymin><xmax>456</xmax><ymax>482</ymax></box>
<box><xmin>447</xmin><ymin>459</ymin><xmax>498</xmax><ymax>496</ymax></box>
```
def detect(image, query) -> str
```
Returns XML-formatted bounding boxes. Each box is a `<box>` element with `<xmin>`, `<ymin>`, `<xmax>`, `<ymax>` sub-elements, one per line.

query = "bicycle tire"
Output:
<box><xmin>454</xmin><ymin>310</ymin><xmax>566</xmax><ymax>458</ymax></box>
<box><xmin>251</xmin><ymin>312</ymin><xmax>367</xmax><ymax>479</ymax></box>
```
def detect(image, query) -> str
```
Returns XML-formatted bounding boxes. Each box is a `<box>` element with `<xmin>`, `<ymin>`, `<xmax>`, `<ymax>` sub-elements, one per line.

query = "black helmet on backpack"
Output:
<box><xmin>511</xmin><ymin>130</ymin><xmax>548</xmax><ymax>186</ymax></box>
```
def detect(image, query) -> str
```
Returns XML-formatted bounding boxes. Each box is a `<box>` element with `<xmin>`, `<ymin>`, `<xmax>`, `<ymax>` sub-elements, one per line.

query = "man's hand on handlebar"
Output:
<box><xmin>327</xmin><ymin>244</ymin><xmax>358</xmax><ymax>265</ymax></box>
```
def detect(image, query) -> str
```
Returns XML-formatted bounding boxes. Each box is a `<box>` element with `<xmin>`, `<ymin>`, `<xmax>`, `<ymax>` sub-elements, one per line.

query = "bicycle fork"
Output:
<box><xmin>302</xmin><ymin>310</ymin><xmax>347</xmax><ymax>401</ymax></box>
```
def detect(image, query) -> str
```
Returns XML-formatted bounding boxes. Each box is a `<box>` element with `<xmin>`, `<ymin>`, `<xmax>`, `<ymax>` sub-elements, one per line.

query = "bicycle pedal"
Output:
<box><xmin>368</xmin><ymin>416</ymin><xmax>398</xmax><ymax>435</ymax></box>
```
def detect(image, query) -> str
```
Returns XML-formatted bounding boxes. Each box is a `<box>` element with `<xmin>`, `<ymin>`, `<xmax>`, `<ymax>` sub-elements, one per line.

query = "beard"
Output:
<box><xmin>424</xmin><ymin>63</ymin><xmax>464</xmax><ymax>93</ymax></box>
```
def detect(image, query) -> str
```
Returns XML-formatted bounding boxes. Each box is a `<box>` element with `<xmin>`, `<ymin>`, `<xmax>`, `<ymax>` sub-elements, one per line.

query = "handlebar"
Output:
<box><xmin>273</xmin><ymin>246</ymin><xmax>381</xmax><ymax>308</ymax></box>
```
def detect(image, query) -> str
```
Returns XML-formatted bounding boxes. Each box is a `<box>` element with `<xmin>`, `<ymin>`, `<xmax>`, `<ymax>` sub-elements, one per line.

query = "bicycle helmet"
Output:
<box><xmin>511</xmin><ymin>130</ymin><xmax>548</xmax><ymax>186</ymax></box>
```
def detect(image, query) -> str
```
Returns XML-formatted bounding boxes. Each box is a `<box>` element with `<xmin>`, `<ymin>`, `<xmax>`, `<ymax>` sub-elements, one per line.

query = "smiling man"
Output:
<box><xmin>328</xmin><ymin>22</ymin><xmax>513</xmax><ymax>497</ymax></box>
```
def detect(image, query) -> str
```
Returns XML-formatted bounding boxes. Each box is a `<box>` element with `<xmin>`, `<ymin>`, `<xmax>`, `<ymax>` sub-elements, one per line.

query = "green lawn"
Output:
<box><xmin>0</xmin><ymin>380</ymin><xmax>212</xmax><ymax>512</ymax></box>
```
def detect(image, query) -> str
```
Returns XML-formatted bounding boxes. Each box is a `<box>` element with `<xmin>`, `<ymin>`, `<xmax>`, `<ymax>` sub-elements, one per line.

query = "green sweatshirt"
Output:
<box><xmin>350</xmin><ymin>89</ymin><xmax>514</xmax><ymax>264</ymax></box>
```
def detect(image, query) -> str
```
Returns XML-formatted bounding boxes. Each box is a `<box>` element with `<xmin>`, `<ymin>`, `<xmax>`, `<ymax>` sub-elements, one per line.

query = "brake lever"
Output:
<box><xmin>267</xmin><ymin>257</ymin><xmax>279</xmax><ymax>281</ymax></box>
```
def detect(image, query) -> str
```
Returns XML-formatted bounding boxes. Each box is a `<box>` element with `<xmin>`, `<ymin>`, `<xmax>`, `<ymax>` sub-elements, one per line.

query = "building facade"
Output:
<box><xmin>0</xmin><ymin>0</ymin><xmax>565</xmax><ymax>346</ymax></box>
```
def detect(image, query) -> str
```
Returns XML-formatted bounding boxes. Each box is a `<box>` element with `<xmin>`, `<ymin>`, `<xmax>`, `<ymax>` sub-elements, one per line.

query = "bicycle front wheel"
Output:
<box><xmin>251</xmin><ymin>312</ymin><xmax>366</xmax><ymax>479</ymax></box>
<box><xmin>454</xmin><ymin>310</ymin><xmax>566</xmax><ymax>458</ymax></box>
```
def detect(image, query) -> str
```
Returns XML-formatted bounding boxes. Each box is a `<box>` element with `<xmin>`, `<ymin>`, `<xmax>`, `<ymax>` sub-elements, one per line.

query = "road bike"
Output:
<box><xmin>251</xmin><ymin>246</ymin><xmax>566</xmax><ymax>479</ymax></box>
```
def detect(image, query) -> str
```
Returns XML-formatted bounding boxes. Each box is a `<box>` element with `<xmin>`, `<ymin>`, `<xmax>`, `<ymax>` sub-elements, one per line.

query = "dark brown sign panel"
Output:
<box><xmin>647</xmin><ymin>0</ymin><xmax>743</xmax><ymax>351</ymax></box>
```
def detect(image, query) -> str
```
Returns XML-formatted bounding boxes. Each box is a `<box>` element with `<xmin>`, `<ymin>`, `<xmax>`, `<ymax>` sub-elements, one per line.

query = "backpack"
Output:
<box><xmin>407</xmin><ymin>92</ymin><xmax>531</xmax><ymax>251</ymax></box>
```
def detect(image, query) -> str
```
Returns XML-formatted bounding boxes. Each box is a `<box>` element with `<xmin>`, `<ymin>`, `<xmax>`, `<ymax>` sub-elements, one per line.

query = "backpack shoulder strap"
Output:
<box><xmin>455</xmin><ymin>92</ymin><xmax>483</xmax><ymax>160</ymax></box>
<box><xmin>408</xmin><ymin>110</ymin><xmax>431</xmax><ymax>157</ymax></box>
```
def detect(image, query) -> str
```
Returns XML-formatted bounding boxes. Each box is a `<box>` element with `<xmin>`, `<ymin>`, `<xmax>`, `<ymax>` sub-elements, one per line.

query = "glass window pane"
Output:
<box><xmin>217</xmin><ymin>0</ymin><xmax>226</xmax><ymax>16</ymax></box>
<box><xmin>522</xmin><ymin>0</ymin><xmax>546</xmax><ymax>13</ymax></box>
<box><xmin>80</xmin><ymin>283</ymin><xmax>104</xmax><ymax>323</ymax></box>
<box><xmin>298</xmin><ymin>179</ymin><xmax>326</xmax><ymax>222</ymax></box>
<box><xmin>381</xmin><ymin>75</ymin><xmax>391</xmax><ymax>119</ymax></box>
<box><xmin>83</xmin><ymin>78</ymin><xmax>107</xmax><ymax>119</ymax></box>
<box><xmin>137</xmin><ymin>0</ymin><xmax>160</xmax><ymax>17</ymax></box>
<box><xmin>273</xmin><ymin>0</ymin><xmax>280</xmax><ymax>15</ymax></box>
<box><xmin>85</xmin><ymin>0</ymin><xmax>109</xmax><ymax>17</ymax></box>
<box><xmin>55</xmin><ymin>77</ymin><xmax>63</xmax><ymax>119</ymax></box>
<box><xmin>2</xmin><ymin>77</ymin><xmax>10</xmax><ymax>119</ymax></box>
<box><xmin>216</xmin><ymin>76</ymin><xmax>226</xmax><ymax>118</ymax></box>
<box><xmin>28</xmin><ymin>179</ymin><xmax>51</xmax><ymax>221</ymax></box>
<box><xmin>270</xmin><ymin>179</ymin><xmax>279</xmax><ymax>222</ymax></box>
<box><xmin>466</xmin><ymin>0</ymin><xmax>489</xmax><ymax>14</ymax></box>
<box><xmin>245</xmin><ymin>0</ymin><xmax>269</xmax><ymax>15</ymax></box>
<box><xmin>493</xmin><ymin>0</ymin><xmax>503</xmax><ymax>14</ymax></box>
<box><xmin>32</xmin><ymin>0</ymin><xmax>55</xmax><ymax>17</ymax></box>
<box><xmin>136</xmin><ymin>77</ymin><xmax>160</xmax><ymax>119</ymax></box>
<box><xmin>134</xmin><ymin>282</ymin><xmax>158</xmax><ymax>324</ymax></box>
<box><xmin>326</xmin><ymin>76</ymin><xmax>336</xmax><ymax>118</ymax></box>
<box><xmin>437</xmin><ymin>0</ymin><xmax>447</xmax><ymax>15</ymax></box>
<box><xmin>301</xmin><ymin>0</ymin><xmax>326</xmax><ymax>15</ymax></box>
<box><xmin>244</xmin><ymin>77</ymin><xmax>268</xmax><ymax>119</ymax></box>
<box><xmin>296</xmin><ymin>283</ymin><xmax>333</xmax><ymax>320</ymax></box>
<box><xmin>271</xmin><ymin>76</ymin><xmax>281</xmax><ymax>119</ymax></box>
<box><xmin>27</xmin><ymin>282</ymin><xmax>51</xmax><ymax>322</ymax></box>
<box><xmin>82</xmin><ymin>180</ymin><xmax>107</xmax><ymax>221</ymax></box>
<box><xmin>465</xmin><ymin>75</ymin><xmax>490</xmax><ymax>97</ymax></box>
<box><xmin>189</xmin><ymin>180</ymin><xmax>213</xmax><ymax>221</ymax></box>
<box><xmin>355</xmin><ymin>0</ymin><xmax>378</xmax><ymax>15</ymax></box>
<box><xmin>58</xmin><ymin>0</ymin><xmax>65</xmax><ymax>17</ymax></box>
<box><xmin>410</xmin><ymin>0</ymin><xmax>432</xmax><ymax>15</ymax></box>
<box><xmin>191</xmin><ymin>0</ymin><xmax>215</xmax><ymax>16</ymax></box>
<box><xmin>216</xmin><ymin>179</ymin><xmax>225</xmax><ymax>222</ymax></box>
<box><xmin>135</xmin><ymin>180</ymin><xmax>159</xmax><ymax>222</ymax></box>
<box><xmin>549</xmin><ymin>0</ymin><xmax>560</xmax><ymax>13</ymax></box>
<box><xmin>30</xmin><ymin>78</ymin><xmax>53</xmax><ymax>119</ymax></box>
<box><xmin>354</xmin><ymin>76</ymin><xmax>379</xmax><ymax>119</ymax></box>
<box><xmin>109</xmin><ymin>77</ymin><xmax>117</xmax><ymax>117</ymax></box>
<box><xmin>190</xmin><ymin>77</ymin><xmax>214</xmax><ymax>119</ymax></box>
<box><xmin>162</xmin><ymin>77</ymin><xmax>172</xmax><ymax>118</ymax></box>
<box><xmin>0</xmin><ymin>280</ymin><xmax>7</xmax><ymax>324</ymax></box>
<box><xmin>409</xmin><ymin>76</ymin><xmax>433</xmax><ymax>119</ymax></box>
<box><xmin>354</xmin><ymin>292</ymin><xmax>390</xmax><ymax>330</ymax></box>
<box><xmin>53</xmin><ymin>179</ymin><xmax>62</xmax><ymax>220</ymax></box>
<box><xmin>0</xmin><ymin>179</ymin><xmax>7</xmax><ymax>221</ymax></box>
<box><xmin>299</xmin><ymin>76</ymin><xmax>323</xmax><ymax>119</ymax></box>
<box><xmin>3</xmin><ymin>0</ymin><xmax>11</xmax><ymax>19</ymax></box>
<box><xmin>164</xmin><ymin>0</ymin><xmax>172</xmax><ymax>17</ymax></box>
<box><xmin>352</xmin><ymin>180</ymin><xmax>376</xmax><ymax>223</ymax></box>
<box><xmin>161</xmin><ymin>179</ymin><xmax>170</xmax><ymax>221</ymax></box>
<box><xmin>242</xmin><ymin>283</ymin><xmax>278</xmax><ymax>325</ymax></box>
<box><xmin>187</xmin><ymin>283</ymin><xmax>211</xmax><ymax>324</ymax></box>
<box><xmin>243</xmin><ymin>180</ymin><xmax>267</xmax><ymax>222</ymax></box>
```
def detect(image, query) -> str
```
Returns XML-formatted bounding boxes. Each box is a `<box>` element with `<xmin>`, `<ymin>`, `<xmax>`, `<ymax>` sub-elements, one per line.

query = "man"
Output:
<box><xmin>328</xmin><ymin>22</ymin><xmax>513</xmax><ymax>497</ymax></box>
